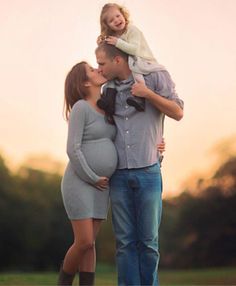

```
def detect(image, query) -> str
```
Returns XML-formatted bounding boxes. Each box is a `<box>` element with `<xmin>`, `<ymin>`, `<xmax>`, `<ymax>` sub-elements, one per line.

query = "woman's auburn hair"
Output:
<box><xmin>99</xmin><ymin>3</ymin><xmax>130</xmax><ymax>39</ymax></box>
<box><xmin>63</xmin><ymin>61</ymin><xmax>88</xmax><ymax>121</ymax></box>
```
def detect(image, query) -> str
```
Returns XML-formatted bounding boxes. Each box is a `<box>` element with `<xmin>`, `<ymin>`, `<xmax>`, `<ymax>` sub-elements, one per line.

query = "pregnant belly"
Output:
<box><xmin>81</xmin><ymin>139</ymin><xmax>118</xmax><ymax>178</ymax></box>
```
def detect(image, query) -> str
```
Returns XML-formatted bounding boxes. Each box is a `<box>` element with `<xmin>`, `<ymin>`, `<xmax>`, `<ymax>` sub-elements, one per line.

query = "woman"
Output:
<box><xmin>58</xmin><ymin>61</ymin><xmax>118</xmax><ymax>286</ymax></box>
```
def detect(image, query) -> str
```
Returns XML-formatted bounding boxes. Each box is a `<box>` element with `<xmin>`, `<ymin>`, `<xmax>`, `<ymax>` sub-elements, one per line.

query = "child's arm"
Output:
<box><xmin>106</xmin><ymin>25</ymin><xmax>142</xmax><ymax>56</ymax></box>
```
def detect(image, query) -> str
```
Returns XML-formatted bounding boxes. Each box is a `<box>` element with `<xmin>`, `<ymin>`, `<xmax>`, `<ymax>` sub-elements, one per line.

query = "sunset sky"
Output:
<box><xmin>1</xmin><ymin>0</ymin><xmax>236</xmax><ymax>197</ymax></box>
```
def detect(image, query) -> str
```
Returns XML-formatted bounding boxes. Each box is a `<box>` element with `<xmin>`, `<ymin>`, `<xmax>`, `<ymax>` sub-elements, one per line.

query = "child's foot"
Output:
<box><xmin>97</xmin><ymin>88</ymin><xmax>117</xmax><ymax>115</ymax></box>
<box><xmin>126</xmin><ymin>97</ymin><xmax>145</xmax><ymax>111</ymax></box>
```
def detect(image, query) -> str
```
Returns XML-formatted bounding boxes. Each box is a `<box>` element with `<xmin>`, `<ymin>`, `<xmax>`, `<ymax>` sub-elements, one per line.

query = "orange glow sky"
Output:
<box><xmin>1</xmin><ymin>0</ymin><xmax>236</xmax><ymax>197</ymax></box>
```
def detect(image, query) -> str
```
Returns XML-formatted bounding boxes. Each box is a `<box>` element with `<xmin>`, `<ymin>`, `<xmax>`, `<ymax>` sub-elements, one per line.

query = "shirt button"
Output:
<box><xmin>126</xmin><ymin>130</ymin><xmax>129</xmax><ymax>134</ymax></box>
<box><xmin>127</xmin><ymin>145</ymin><xmax>130</xmax><ymax>148</ymax></box>
<box><xmin>125</xmin><ymin>117</ymin><xmax>128</xmax><ymax>120</ymax></box>
<box><xmin>125</xmin><ymin>105</ymin><xmax>129</xmax><ymax>109</ymax></box>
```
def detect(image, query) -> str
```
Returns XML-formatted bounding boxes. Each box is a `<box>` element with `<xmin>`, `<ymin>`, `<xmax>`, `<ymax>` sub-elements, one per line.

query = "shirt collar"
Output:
<box><xmin>111</xmin><ymin>75</ymin><xmax>134</xmax><ymax>92</ymax></box>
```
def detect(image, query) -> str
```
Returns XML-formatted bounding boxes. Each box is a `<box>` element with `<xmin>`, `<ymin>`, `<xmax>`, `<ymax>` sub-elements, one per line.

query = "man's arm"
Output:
<box><xmin>131</xmin><ymin>81</ymin><xmax>183</xmax><ymax>121</ymax></box>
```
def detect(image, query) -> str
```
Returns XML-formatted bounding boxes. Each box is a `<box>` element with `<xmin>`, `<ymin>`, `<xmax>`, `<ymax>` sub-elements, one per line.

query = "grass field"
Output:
<box><xmin>0</xmin><ymin>265</ymin><xmax>236</xmax><ymax>285</ymax></box>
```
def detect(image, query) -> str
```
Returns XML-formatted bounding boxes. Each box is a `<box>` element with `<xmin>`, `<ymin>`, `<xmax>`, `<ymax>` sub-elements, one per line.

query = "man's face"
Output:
<box><xmin>96</xmin><ymin>50</ymin><xmax>117</xmax><ymax>81</ymax></box>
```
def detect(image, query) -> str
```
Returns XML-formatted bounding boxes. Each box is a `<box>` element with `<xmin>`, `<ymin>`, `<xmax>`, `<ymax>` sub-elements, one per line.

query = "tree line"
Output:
<box><xmin>0</xmin><ymin>154</ymin><xmax>236</xmax><ymax>271</ymax></box>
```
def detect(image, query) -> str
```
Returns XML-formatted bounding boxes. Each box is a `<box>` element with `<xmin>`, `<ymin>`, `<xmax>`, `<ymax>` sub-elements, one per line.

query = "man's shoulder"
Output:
<box><xmin>144</xmin><ymin>71</ymin><xmax>160</xmax><ymax>85</ymax></box>
<box><xmin>144</xmin><ymin>70</ymin><xmax>174</xmax><ymax>94</ymax></box>
<box><xmin>145</xmin><ymin>69</ymin><xmax>171</xmax><ymax>83</ymax></box>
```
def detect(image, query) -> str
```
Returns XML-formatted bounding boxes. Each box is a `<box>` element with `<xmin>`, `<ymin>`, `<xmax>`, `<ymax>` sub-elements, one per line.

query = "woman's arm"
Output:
<box><xmin>66</xmin><ymin>101</ymin><xmax>100</xmax><ymax>184</ymax></box>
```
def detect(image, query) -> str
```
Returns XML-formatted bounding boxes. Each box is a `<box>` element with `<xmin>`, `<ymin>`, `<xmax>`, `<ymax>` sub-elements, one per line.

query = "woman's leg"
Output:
<box><xmin>78</xmin><ymin>219</ymin><xmax>103</xmax><ymax>272</ymax></box>
<box><xmin>58</xmin><ymin>218</ymin><xmax>99</xmax><ymax>285</ymax></box>
<box><xmin>59</xmin><ymin>218</ymin><xmax>103</xmax><ymax>285</ymax></box>
<box><xmin>62</xmin><ymin>219</ymin><xmax>96</xmax><ymax>274</ymax></box>
<box><xmin>79</xmin><ymin>219</ymin><xmax>103</xmax><ymax>286</ymax></box>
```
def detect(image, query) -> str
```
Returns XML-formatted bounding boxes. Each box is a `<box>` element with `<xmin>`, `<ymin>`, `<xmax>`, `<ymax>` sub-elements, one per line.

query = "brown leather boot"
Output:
<box><xmin>79</xmin><ymin>272</ymin><xmax>95</xmax><ymax>286</ymax></box>
<box><xmin>57</xmin><ymin>264</ymin><xmax>75</xmax><ymax>286</ymax></box>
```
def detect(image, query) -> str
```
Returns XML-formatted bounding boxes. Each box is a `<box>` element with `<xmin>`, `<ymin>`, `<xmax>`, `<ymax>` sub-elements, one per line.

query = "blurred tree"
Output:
<box><xmin>160</xmin><ymin>156</ymin><xmax>236</xmax><ymax>269</ymax></box>
<box><xmin>1</xmin><ymin>152</ymin><xmax>236</xmax><ymax>271</ymax></box>
<box><xmin>0</xmin><ymin>157</ymin><xmax>72</xmax><ymax>271</ymax></box>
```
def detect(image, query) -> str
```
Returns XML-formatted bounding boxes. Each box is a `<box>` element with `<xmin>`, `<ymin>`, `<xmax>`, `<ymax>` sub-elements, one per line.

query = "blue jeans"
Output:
<box><xmin>110</xmin><ymin>163</ymin><xmax>163</xmax><ymax>286</ymax></box>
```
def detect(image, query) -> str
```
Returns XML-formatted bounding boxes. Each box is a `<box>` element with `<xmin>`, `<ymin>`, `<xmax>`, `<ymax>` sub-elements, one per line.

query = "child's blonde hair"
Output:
<box><xmin>98</xmin><ymin>3</ymin><xmax>130</xmax><ymax>43</ymax></box>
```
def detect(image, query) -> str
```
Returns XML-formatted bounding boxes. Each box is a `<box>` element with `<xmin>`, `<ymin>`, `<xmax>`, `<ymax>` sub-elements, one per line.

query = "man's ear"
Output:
<box><xmin>114</xmin><ymin>56</ymin><xmax>121</xmax><ymax>64</ymax></box>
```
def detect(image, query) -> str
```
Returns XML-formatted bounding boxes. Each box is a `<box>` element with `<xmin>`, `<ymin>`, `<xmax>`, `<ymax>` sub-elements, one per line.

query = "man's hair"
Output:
<box><xmin>96</xmin><ymin>43</ymin><xmax>128</xmax><ymax>62</ymax></box>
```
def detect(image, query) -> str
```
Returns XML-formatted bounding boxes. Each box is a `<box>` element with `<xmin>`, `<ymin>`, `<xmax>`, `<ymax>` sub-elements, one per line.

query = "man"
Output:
<box><xmin>95</xmin><ymin>43</ymin><xmax>184</xmax><ymax>286</ymax></box>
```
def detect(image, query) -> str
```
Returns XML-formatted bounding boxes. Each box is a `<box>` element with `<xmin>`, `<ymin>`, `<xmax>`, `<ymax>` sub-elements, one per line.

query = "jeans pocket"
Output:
<box><xmin>143</xmin><ymin>163</ymin><xmax>160</xmax><ymax>174</ymax></box>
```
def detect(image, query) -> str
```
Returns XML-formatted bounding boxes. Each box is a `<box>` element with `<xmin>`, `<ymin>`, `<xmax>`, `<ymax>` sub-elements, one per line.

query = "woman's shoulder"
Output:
<box><xmin>70</xmin><ymin>99</ymin><xmax>88</xmax><ymax>117</ymax></box>
<box><xmin>72</xmin><ymin>99</ymin><xmax>87</xmax><ymax>110</ymax></box>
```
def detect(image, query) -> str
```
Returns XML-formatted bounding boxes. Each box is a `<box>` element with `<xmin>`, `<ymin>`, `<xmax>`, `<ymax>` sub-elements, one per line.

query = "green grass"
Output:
<box><xmin>159</xmin><ymin>267</ymin><xmax>236</xmax><ymax>285</ymax></box>
<box><xmin>0</xmin><ymin>265</ymin><xmax>236</xmax><ymax>285</ymax></box>
<box><xmin>0</xmin><ymin>264</ymin><xmax>116</xmax><ymax>286</ymax></box>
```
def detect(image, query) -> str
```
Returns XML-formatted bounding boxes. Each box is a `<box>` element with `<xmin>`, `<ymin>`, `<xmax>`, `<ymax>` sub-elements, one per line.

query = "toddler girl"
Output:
<box><xmin>97</xmin><ymin>3</ymin><xmax>166</xmax><ymax>112</ymax></box>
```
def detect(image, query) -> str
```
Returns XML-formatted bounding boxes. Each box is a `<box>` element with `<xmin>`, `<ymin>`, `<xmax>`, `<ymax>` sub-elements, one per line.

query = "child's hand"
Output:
<box><xmin>131</xmin><ymin>81</ymin><xmax>149</xmax><ymax>98</ymax></box>
<box><xmin>105</xmin><ymin>36</ymin><xmax>118</xmax><ymax>45</ymax></box>
<box><xmin>97</xmin><ymin>35</ymin><xmax>106</xmax><ymax>45</ymax></box>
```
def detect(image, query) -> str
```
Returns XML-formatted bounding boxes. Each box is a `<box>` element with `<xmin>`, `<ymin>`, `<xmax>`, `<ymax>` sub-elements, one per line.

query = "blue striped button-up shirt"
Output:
<box><xmin>106</xmin><ymin>70</ymin><xmax>184</xmax><ymax>170</ymax></box>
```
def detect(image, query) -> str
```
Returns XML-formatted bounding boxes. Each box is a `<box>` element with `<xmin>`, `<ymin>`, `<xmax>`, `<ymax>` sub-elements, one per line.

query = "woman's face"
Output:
<box><xmin>85</xmin><ymin>64</ymin><xmax>107</xmax><ymax>86</ymax></box>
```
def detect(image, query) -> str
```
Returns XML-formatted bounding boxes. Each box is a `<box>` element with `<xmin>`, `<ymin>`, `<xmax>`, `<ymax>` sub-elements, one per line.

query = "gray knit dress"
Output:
<box><xmin>61</xmin><ymin>100</ymin><xmax>118</xmax><ymax>220</ymax></box>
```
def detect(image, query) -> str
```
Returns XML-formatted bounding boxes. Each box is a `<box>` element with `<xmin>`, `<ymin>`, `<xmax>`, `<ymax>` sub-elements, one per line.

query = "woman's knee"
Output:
<box><xmin>74</xmin><ymin>240</ymin><xmax>95</xmax><ymax>253</ymax></box>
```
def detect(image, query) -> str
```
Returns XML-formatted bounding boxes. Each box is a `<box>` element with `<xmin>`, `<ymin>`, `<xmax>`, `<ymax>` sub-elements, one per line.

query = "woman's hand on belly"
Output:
<box><xmin>95</xmin><ymin>176</ymin><xmax>109</xmax><ymax>191</ymax></box>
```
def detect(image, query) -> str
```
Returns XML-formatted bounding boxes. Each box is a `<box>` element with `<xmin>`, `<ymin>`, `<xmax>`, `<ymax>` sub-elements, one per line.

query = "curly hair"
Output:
<box><xmin>98</xmin><ymin>3</ymin><xmax>130</xmax><ymax>42</ymax></box>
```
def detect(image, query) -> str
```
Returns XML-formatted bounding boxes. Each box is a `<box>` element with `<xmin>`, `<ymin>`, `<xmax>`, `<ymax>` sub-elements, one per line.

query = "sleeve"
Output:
<box><xmin>153</xmin><ymin>71</ymin><xmax>184</xmax><ymax>109</ymax></box>
<box><xmin>66</xmin><ymin>102</ymin><xmax>100</xmax><ymax>184</ymax></box>
<box><xmin>115</xmin><ymin>25</ymin><xmax>142</xmax><ymax>56</ymax></box>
